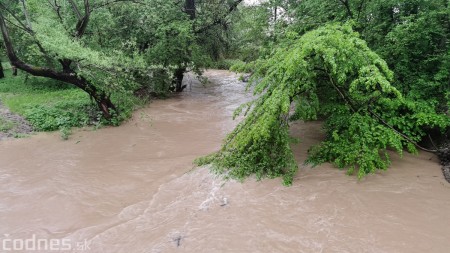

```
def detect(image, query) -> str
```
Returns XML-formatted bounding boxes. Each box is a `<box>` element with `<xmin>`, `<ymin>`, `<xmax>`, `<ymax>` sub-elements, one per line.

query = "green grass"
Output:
<box><xmin>0</xmin><ymin>70</ymin><xmax>93</xmax><ymax>131</ymax></box>
<box><xmin>1</xmin><ymin>88</ymin><xmax>90</xmax><ymax>115</ymax></box>
<box><xmin>0</xmin><ymin>70</ymin><xmax>106</xmax><ymax>131</ymax></box>
<box><xmin>0</xmin><ymin>68</ymin><xmax>141</xmax><ymax>132</ymax></box>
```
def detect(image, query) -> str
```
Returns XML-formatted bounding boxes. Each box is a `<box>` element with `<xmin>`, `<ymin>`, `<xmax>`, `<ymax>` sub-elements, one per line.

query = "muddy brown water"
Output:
<box><xmin>0</xmin><ymin>70</ymin><xmax>449</xmax><ymax>253</ymax></box>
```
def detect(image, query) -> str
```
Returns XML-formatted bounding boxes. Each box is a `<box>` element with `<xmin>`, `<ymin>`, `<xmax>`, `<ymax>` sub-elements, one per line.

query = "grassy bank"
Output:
<box><xmin>0</xmin><ymin>70</ymin><xmax>94</xmax><ymax>132</ymax></box>
<box><xmin>0</xmin><ymin>67</ymin><xmax>140</xmax><ymax>135</ymax></box>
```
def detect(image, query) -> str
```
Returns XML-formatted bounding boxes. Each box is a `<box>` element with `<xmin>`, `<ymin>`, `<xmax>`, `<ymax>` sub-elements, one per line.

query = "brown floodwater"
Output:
<box><xmin>0</xmin><ymin>70</ymin><xmax>449</xmax><ymax>253</ymax></box>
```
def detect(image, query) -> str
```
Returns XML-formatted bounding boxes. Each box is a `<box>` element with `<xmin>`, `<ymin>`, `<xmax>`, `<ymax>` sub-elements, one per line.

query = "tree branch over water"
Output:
<box><xmin>194</xmin><ymin>0</ymin><xmax>243</xmax><ymax>34</ymax></box>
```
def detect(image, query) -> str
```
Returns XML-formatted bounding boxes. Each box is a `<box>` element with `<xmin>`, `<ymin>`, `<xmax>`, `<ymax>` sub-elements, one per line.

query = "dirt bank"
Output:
<box><xmin>0</xmin><ymin>100</ymin><xmax>33</xmax><ymax>140</ymax></box>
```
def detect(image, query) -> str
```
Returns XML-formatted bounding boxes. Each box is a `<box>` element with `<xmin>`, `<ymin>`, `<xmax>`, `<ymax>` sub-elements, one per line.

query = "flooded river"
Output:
<box><xmin>0</xmin><ymin>70</ymin><xmax>449</xmax><ymax>253</ymax></box>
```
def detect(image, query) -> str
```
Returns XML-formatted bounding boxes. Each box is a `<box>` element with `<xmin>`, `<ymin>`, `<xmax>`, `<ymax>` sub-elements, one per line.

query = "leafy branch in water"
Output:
<box><xmin>197</xmin><ymin>23</ymin><xmax>450</xmax><ymax>185</ymax></box>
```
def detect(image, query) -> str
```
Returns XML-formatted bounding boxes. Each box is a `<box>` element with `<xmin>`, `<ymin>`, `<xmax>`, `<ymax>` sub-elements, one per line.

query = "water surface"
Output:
<box><xmin>0</xmin><ymin>70</ymin><xmax>449</xmax><ymax>253</ymax></box>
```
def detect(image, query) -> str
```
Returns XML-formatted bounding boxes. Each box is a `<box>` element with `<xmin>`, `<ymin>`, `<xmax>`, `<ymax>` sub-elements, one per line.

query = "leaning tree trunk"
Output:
<box><xmin>73</xmin><ymin>76</ymin><xmax>116</xmax><ymax>119</ymax></box>
<box><xmin>0</xmin><ymin>61</ymin><xmax>4</xmax><ymax>78</ymax></box>
<box><xmin>0</xmin><ymin>11</ymin><xmax>116</xmax><ymax>119</ymax></box>
<box><xmin>90</xmin><ymin>90</ymin><xmax>116</xmax><ymax>119</ymax></box>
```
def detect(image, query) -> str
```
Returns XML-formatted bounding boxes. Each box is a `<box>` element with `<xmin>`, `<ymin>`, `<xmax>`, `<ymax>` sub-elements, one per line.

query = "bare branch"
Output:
<box><xmin>356</xmin><ymin>0</ymin><xmax>366</xmax><ymax>21</ymax></box>
<box><xmin>3</xmin><ymin>16</ymin><xmax>30</xmax><ymax>33</ymax></box>
<box><xmin>368</xmin><ymin>108</ymin><xmax>438</xmax><ymax>153</ymax></box>
<box><xmin>0</xmin><ymin>2</ymin><xmax>51</xmax><ymax>63</ymax></box>
<box><xmin>75</xmin><ymin>0</ymin><xmax>90</xmax><ymax>38</ymax></box>
<box><xmin>19</xmin><ymin>0</ymin><xmax>32</xmax><ymax>30</ymax></box>
<box><xmin>0</xmin><ymin>2</ymin><xmax>33</xmax><ymax>34</ymax></box>
<box><xmin>337</xmin><ymin>0</ymin><xmax>353</xmax><ymax>19</ymax></box>
<box><xmin>1</xmin><ymin>11</ymin><xmax>68</xmax><ymax>81</ymax></box>
<box><xmin>327</xmin><ymin>73</ymin><xmax>357</xmax><ymax>113</ymax></box>
<box><xmin>68</xmin><ymin>0</ymin><xmax>82</xmax><ymax>20</ymax></box>
<box><xmin>47</xmin><ymin>0</ymin><xmax>66</xmax><ymax>27</ymax></box>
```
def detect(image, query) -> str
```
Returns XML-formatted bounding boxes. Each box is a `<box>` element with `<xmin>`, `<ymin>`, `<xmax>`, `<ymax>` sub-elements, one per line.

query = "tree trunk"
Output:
<box><xmin>0</xmin><ymin>61</ymin><xmax>4</xmax><ymax>78</ymax></box>
<box><xmin>75</xmin><ymin>77</ymin><xmax>116</xmax><ymax>119</ymax></box>
<box><xmin>185</xmin><ymin>0</ymin><xmax>195</xmax><ymax>20</ymax></box>
<box><xmin>94</xmin><ymin>94</ymin><xmax>115</xmax><ymax>119</ymax></box>
<box><xmin>173</xmin><ymin>67</ymin><xmax>186</xmax><ymax>92</ymax></box>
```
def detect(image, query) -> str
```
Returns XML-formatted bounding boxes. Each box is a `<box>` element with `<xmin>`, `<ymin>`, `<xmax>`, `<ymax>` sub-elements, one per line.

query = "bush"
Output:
<box><xmin>23</xmin><ymin>101</ymin><xmax>93</xmax><ymax>131</ymax></box>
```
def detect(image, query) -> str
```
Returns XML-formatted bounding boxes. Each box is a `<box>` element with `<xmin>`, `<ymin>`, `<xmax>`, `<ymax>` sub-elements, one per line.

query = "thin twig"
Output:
<box><xmin>327</xmin><ymin>73</ymin><xmax>357</xmax><ymax>113</ymax></box>
<box><xmin>368</xmin><ymin>108</ymin><xmax>438</xmax><ymax>153</ymax></box>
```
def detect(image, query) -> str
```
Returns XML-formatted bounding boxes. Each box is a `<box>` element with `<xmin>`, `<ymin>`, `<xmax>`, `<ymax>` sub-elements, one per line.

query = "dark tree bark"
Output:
<box><xmin>185</xmin><ymin>0</ymin><xmax>195</xmax><ymax>20</ymax></box>
<box><xmin>0</xmin><ymin>3</ymin><xmax>116</xmax><ymax>119</ymax></box>
<box><xmin>173</xmin><ymin>67</ymin><xmax>187</xmax><ymax>92</ymax></box>
<box><xmin>168</xmin><ymin>0</ymin><xmax>195</xmax><ymax>93</ymax></box>
<box><xmin>0</xmin><ymin>61</ymin><xmax>4</xmax><ymax>78</ymax></box>
<box><xmin>338</xmin><ymin>0</ymin><xmax>354</xmax><ymax>19</ymax></box>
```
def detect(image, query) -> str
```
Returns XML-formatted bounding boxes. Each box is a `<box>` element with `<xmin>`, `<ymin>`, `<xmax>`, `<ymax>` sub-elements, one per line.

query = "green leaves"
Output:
<box><xmin>307</xmin><ymin>112</ymin><xmax>404</xmax><ymax>178</ymax></box>
<box><xmin>199</xmin><ymin>23</ymin><xmax>448</xmax><ymax>185</ymax></box>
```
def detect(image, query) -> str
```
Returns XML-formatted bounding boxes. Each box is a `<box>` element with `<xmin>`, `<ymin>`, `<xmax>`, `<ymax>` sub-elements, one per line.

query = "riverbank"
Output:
<box><xmin>0</xmin><ymin>99</ymin><xmax>32</xmax><ymax>140</ymax></box>
<box><xmin>438</xmin><ymin>147</ymin><xmax>450</xmax><ymax>182</ymax></box>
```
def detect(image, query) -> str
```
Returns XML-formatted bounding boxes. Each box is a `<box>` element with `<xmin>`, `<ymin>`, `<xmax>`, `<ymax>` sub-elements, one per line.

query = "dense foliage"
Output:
<box><xmin>199</xmin><ymin>0</ymin><xmax>450</xmax><ymax>184</ymax></box>
<box><xmin>200</xmin><ymin>24</ymin><xmax>404</xmax><ymax>184</ymax></box>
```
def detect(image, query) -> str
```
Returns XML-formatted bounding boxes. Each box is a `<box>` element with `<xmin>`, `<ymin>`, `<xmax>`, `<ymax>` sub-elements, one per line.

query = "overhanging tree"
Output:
<box><xmin>0</xmin><ymin>0</ymin><xmax>145</xmax><ymax>119</ymax></box>
<box><xmin>197</xmin><ymin>24</ymin><xmax>449</xmax><ymax>185</ymax></box>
